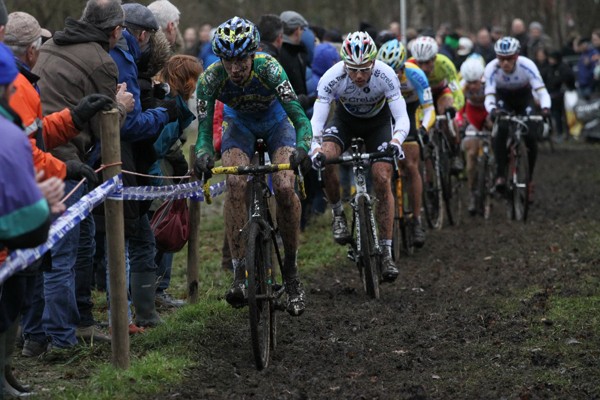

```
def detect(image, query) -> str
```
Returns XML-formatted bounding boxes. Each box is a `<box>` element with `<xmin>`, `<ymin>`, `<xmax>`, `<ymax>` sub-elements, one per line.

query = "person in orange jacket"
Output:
<box><xmin>5</xmin><ymin>12</ymin><xmax>112</xmax><ymax>182</ymax></box>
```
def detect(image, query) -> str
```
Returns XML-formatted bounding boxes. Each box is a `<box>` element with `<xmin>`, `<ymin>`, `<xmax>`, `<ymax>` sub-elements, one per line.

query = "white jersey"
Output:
<box><xmin>483</xmin><ymin>56</ymin><xmax>551</xmax><ymax>112</ymax></box>
<box><xmin>310</xmin><ymin>60</ymin><xmax>409</xmax><ymax>154</ymax></box>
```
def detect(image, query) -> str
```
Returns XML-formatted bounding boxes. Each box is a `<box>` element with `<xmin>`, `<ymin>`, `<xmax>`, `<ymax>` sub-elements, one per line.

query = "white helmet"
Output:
<box><xmin>340</xmin><ymin>31</ymin><xmax>378</xmax><ymax>67</ymax></box>
<box><xmin>494</xmin><ymin>36</ymin><xmax>521</xmax><ymax>56</ymax></box>
<box><xmin>460</xmin><ymin>57</ymin><xmax>485</xmax><ymax>82</ymax></box>
<box><xmin>411</xmin><ymin>36</ymin><xmax>438</xmax><ymax>61</ymax></box>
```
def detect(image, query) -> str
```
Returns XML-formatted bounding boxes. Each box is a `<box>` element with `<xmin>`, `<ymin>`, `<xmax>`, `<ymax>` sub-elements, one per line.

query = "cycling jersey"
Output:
<box><xmin>194</xmin><ymin>53</ymin><xmax>312</xmax><ymax>156</ymax></box>
<box><xmin>310</xmin><ymin>60</ymin><xmax>409</xmax><ymax>154</ymax></box>
<box><xmin>483</xmin><ymin>56</ymin><xmax>551</xmax><ymax>113</ymax></box>
<box><xmin>399</xmin><ymin>62</ymin><xmax>435</xmax><ymax>130</ymax></box>
<box><xmin>407</xmin><ymin>53</ymin><xmax>465</xmax><ymax>110</ymax></box>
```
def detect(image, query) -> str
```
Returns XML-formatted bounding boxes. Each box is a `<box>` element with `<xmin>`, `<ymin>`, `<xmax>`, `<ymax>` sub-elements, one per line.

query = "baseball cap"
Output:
<box><xmin>457</xmin><ymin>37</ymin><xmax>473</xmax><ymax>56</ymax></box>
<box><xmin>280</xmin><ymin>11</ymin><xmax>308</xmax><ymax>30</ymax></box>
<box><xmin>0</xmin><ymin>43</ymin><xmax>18</xmax><ymax>85</ymax></box>
<box><xmin>4</xmin><ymin>12</ymin><xmax>42</xmax><ymax>46</ymax></box>
<box><xmin>123</xmin><ymin>3</ymin><xmax>159</xmax><ymax>32</ymax></box>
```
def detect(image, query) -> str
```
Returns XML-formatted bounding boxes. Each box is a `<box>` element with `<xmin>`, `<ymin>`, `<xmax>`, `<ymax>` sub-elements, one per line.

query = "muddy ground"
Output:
<box><xmin>150</xmin><ymin>142</ymin><xmax>600</xmax><ymax>399</ymax></box>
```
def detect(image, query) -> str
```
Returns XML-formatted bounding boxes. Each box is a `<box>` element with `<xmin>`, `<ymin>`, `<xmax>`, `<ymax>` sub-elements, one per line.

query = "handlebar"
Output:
<box><xmin>202</xmin><ymin>163</ymin><xmax>306</xmax><ymax>204</ymax></box>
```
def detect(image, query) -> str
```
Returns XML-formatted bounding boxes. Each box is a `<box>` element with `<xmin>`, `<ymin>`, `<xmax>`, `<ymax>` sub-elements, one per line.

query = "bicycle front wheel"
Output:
<box><xmin>511</xmin><ymin>141</ymin><xmax>530</xmax><ymax>222</ymax></box>
<box><xmin>421</xmin><ymin>145</ymin><xmax>444</xmax><ymax>230</ymax></box>
<box><xmin>357</xmin><ymin>197</ymin><xmax>380</xmax><ymax>299</ymax></box>
<box><xmin>246</xmin><ymin>222</ymin><xmax>272</xmax><ymax>370</ymax></box>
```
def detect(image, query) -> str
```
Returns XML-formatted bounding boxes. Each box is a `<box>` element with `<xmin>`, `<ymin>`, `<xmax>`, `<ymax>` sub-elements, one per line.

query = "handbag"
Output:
<box><xmin>150</xmin><ymin>197</ymin><xmax>189</xmax><ymax>252</ymax></box>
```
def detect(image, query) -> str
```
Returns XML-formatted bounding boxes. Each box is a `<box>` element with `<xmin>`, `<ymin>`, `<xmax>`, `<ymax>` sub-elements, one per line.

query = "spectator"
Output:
<box><xmin>575</xmin><ymin>37</ymin><xmax>599</xmax><ymax>99</ymax></box>
<box><xmin>456</xmin><ymin>36</ymin><xmax>474</xmax><ymax>67</ymax></box>
<box><xmin>473</xmin><ymin>27</ymin><xmax>495</xmax><ymax>63</ymax></box>
<box><xmin>540</xmin><ymin>50</ymin><xmax>575</xmax><ymax>142</ymax></box>
<box><xmin>22</xmin><ymin>0</ymin><xmax>129</xmax><ymax>359</ymax></box>
<box><xmin>526</xmin><ymin>21</ymin><xmax>552</xmax><ymax>59</ymax></box>
<box><xmin>5</xmin><ymin>10</ymin><xmax>113</xmax><ymax>358</ymax></box>
<box><xmin>491</xmin><ymin>26</ymin><xmax>505</xmax><ymax>43</ymax></box>
<box><xmin>108</xmin><ymin>2</ymin><xmax>179</xmax><ymax>328</ymax></box>
<box><xmin>257</xmin><ymin>14</ymin><xmax>283</xmax><ymax>58</ymax></box>
<box><xmin>0</xmin><ymin>41</ymin><xmax>62</xmax><ymax>398</ymax></box>
<box><xmin>147</xmin><ymin>0</ymin><xmax>180</xmax><ymax>50</ymax></box>
<box><xmin>150</xmin><ymin>55</ymin><xmax>202</xmax><ymax>309</ymax></box>
<box><xmin>511</xmin><ymin>18</ymin><xmax>528</xmax><ymax>52</ymax></box>
<box><xmin>183</xmin><ymin>26</ymin><xmax>199</xmax><ymax>57</ymax></box>
<box><xmin>440</xmin><ymin>31</ymin><xmax>460</xmax><ymax>68</ymax></box>
<box><xmin>279</xmin><ymin>11</ymin><xmax>311</xmax><ymax>110</ymax></box>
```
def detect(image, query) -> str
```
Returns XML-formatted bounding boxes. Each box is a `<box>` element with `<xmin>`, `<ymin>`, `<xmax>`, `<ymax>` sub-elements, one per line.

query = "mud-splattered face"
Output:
<box><xmin>222</xmin><ymin>55</ymin><xmax>253</xmax><ymax>85</ymax></box>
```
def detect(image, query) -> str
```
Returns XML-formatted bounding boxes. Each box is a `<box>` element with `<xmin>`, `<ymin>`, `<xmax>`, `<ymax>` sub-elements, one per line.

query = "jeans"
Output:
<box><xmin>75</xmin><ymin>215</ymin><xmax>96</xmax><ymax>327</ymax></box>
<box><xmin>22</xmin><ymin>179</ymin><xmax>84</xmax><ymax>348</ymax></box>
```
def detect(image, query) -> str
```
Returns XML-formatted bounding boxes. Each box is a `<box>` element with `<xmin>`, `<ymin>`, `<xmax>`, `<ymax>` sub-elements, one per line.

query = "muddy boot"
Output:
<box><xmin>131</xmin><ymin>272</ymin><xmax>163</xmax><ymax>328</ymax></box>
<box><xmin>331</xmin><ymin>210</ymin><xmax>351</xmax><ymax>245</ymax></box>
<box><xmin>413</xmin><ymin>218</ymin><xmax>425</xmax><ymax>248</ymax></box>
<box><xmin>225</xmin><ymin>259</ymin><xmax>247</xmax><ymax>308</ymax></box>
<box><xmin>284</xmin><ymin>278</ymin><xmax>306</xmax><ymax>317</ymax></box>
<box><xmin>380</xmin><ymin>245</ymin><xmax>398</xmax><ymax>282</ymax></box>
<box><xmin>4</xmin><ymin>320</ymin><xmax>31</xmax><ymax>395</ymax></box>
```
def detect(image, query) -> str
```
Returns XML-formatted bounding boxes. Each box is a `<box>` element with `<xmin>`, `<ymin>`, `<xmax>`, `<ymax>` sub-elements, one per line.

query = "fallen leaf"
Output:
<box><xmin>566</xmin><ymin>338</ymin><xmax>581</xmax><ymax>345</ymax></box>
<box><xmin>432</xmin><ymin>374</ymin><xmax>441</xmax><ymax>380</ymax></box>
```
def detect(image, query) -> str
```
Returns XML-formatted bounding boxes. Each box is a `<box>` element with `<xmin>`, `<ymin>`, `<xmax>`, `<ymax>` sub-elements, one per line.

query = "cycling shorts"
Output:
<box><xmin>404</xmin><ymin>101</ymin><xmax>419</xmax><ymax>142</ymax></box>
<box><xmin>465</xmin><ymin>102</ymin><xmax>488</xmax><ymax>131</ymax></box>
<box><xmin>323</xmin><ymin>101</ymin><xmax>393</xmax><ymax>163</ymax></box>
<box><xmin>221</xmin><ymin>115</ymin><xmax>296</xmax><ymax>159</ymax></box>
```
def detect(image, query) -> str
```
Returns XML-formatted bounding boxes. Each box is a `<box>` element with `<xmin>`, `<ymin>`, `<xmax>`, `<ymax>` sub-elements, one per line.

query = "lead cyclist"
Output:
<box><xmin>193</xmin><ymin>17</ymin><xmax>312</xmax><ymax>316</ymax></box>
<box><xmin>310</xmin><ymin>31</ymin><xmax>410</xmax><ymax>282</ymax></box>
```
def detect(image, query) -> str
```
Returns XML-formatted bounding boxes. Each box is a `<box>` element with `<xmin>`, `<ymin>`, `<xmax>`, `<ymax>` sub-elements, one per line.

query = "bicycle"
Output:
<box><xmin>465</xmin><ymin>126</ymin><xmax>495</xmax><ymax>219</ymax></box>
<box><xmin>392</xmin><ymin>151</ymin><xmax>415</xmax><ymax>259</ymax></box>
<box><xmin>492</xmin><ymin>113</ymin><xmax>543</xmax><ymax>222</ymax></box>
<box><xmin>422</xmin><ymin>112</ymin><xmax>462</xmax><ymax>229</ymax></box>
<box><xmin>203</xmin><ymin>139</ymin><xmax>305</xmax><ymax>370</ymax></box>
<box><xmin>316</xmin><ymin>137</ymin><xmax>396</xmax><ymax>299</ymax></box>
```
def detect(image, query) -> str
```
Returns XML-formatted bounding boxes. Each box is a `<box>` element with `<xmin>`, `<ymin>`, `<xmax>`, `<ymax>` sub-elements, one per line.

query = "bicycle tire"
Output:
<box><xmin>476</xmin><ymin>155</ymin><xmax>495</xmax><ymax>219</ymax></box>
<box><xmin>511</xmin><ymin>141</ymin><xmax>530</xmax><ymax>222</ymax></box>
<box><xmin>357</xmin><ymin>196</ymin><xmax>380</xmax><ymax>299</ymax></box>
<box><xmin>246</xmin><ymin>222</ymin><xmax>271</xmax><ymax>370</ymax></box>
<box><xmin>422</xmin><ymin>142</ymin><xmax>444</xmax><ymax>230</ymax></box>
<box><xmin>392</xmin><ymin>179</ymin><xmax>414</xmax><ymax>259</ymax></box>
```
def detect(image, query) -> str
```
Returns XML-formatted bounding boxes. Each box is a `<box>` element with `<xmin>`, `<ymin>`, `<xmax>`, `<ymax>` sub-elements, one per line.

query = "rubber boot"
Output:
<box><xmin>4</xmin><ymin>319</ymin><xmax>31</xmax><ymax>395</ymax></box>
<box><xmin>130</xmin><ymin>272</ymin><xmax>163</xmax><ymax>328</ymax></box>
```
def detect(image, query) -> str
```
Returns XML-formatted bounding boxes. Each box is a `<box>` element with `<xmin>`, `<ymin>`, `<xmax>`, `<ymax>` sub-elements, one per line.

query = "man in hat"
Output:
<box><xmin>21</xmin><ymin>0</ymin><xmax>130</xmax><ymax>358</ymax></box>
<box><xmin>106</xmin><ymin>2</ymin><xmax>179</xmax><ymax>329</ymax></box>
<box><xmin>279</xmin><ymin>11</ymin><xmax>311</xmax><ymax>110</ymax></box>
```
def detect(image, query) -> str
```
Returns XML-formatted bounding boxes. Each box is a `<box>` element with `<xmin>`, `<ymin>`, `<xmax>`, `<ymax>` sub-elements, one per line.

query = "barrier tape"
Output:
<box><xmin>0</xmin><ymin>177</ymin><xmax>228</xmax><ymax>284</ymax></box>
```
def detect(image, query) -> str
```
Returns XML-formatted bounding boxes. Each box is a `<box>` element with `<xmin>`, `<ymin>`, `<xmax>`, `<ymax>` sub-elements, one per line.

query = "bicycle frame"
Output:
<box><xmin>318</xmin><ymin>137</ymin><xmax>389</xmax><ymax>298</ymax></box>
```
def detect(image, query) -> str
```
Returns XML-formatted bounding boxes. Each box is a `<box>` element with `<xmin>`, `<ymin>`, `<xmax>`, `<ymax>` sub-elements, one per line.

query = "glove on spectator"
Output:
<box><xmin>71</xmin><ymin>94</ymin><xmax>113</xmax><ymax>130</ymax></box>
<box><xmin>65</xmin><ymin>160</ymin><xmax>98</xmax><ymax>184</ymax></box>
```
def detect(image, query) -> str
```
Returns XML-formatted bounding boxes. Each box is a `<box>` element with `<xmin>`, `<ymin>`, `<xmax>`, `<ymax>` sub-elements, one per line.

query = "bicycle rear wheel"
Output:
<box><xmin>421</xmin><ymin>145</ymin><xmax>444</xmax><ymax>230</ymax></box>
<box><xmin>246</xmin><ymin>222</ymin><xmax>272</xmax><ymax>370</ymax></box>
<box><xmin>357</xmin><ymin>196</ymin><xmax>380</xmax><ymax>299</ymax></box>
<box><xmin>510</xmin><ymin>141</ymin><xmax>530</xmax><ymax>222</ymax></box>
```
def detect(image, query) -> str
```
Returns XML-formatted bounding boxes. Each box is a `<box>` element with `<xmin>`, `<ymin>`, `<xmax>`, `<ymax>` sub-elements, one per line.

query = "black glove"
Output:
<box><xmin>388</xmin><ymin>141</ymin><xmax>405</xmax><ymax>159</ymax></box>
<box><xmin>160</xmin><ymin>99</ymin><xmax>179</xmax><ymax>123</ymax></box>
<box><xmin>289</xmin><ymin>148</ymin><xmax>311</xmax><ymax>176</ymax></box>
<box><xmin>153</xmin><ymin>82</ymin><xmax>170</xmax><ymax>100</ymax></box>
<box><xmin>541</xmin><ymin>108</ymin><xmax>551</xmax><ymax>122</ymax></box>
<box><xmin>71</xmin><ymin>94</ymin><xmax>113</xmax><ymax>130</ymax></box>
<box><xmin>490</xmin><ymin>108</ymin><xmax>500</xmax><ymax>122</ymax></box>
<box><xmin>418</xmin><ymin>127</ymin><xmax>429</xmax><ymax>145</ymax></box>
<box><xmin>445</xmin><ymin>106</ymin><xmax>457</xmax><ymax>119</ymax></box>
<box><xmin>65</xmin><ymin>160</ymin><xmax>98</xmax><ymax>184</ymax></box>
<box><xmin>311</xmin><ymin>152</ymin><xmax>326</xmax><ymax>170</ymax></box>
<box><xmin>193</xmin><ymin>153</ymin><xmax>214</xmax><ymax>180</ymax></box>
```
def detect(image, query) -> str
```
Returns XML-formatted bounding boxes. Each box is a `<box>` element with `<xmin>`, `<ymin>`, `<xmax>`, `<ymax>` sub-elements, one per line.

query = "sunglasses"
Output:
<box><xmin>346</xmin><ymin>65</ymin><xmax>373</xmax><ymax>73</ymax></box>
<box><xmin>497</xmin><ymin>55</ymin><xmax>517</xmax><ymax>62</ymax></box>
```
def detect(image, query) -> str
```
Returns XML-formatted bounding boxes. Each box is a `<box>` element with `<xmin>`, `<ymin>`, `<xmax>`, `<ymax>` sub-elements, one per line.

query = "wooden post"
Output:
<box><xmin>100</xmin><ymin>109</ymin><xmax>129</xmax><ymax>369</ymax></box>
<box><xmin>187</xmin><ymin>146</ymin><xmax>200</xmax><ymax>303</ymax></box>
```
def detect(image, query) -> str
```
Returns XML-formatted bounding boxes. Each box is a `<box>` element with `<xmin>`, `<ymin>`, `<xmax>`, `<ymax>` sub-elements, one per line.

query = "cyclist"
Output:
<box><xmin>408</xmin><ymin>36</ymin><xmax>465</xmax><ymax>173</ymax></box>
<box><xmin>483</xmin><ymin>36</ymin><xmax>551</xmax><ymax>196</ymax></box>
<box><xmin>311</xmin><ymin>31</ymin><xmax>409</xmax><ymax>282</ymax></box>
<box><xmin>457</xmin><ymin>56</ymin><xmax>490</xmax><ymax>215</ymax></box>
<box><xmin>193</xmin><ymin>17</ymin><xmax>312</xmax><ymax>316</ymax></box>
<box><xmin>377</xmin><ymin>39</ymin><xmax>435</xmax><ymax>247</ymax></box>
